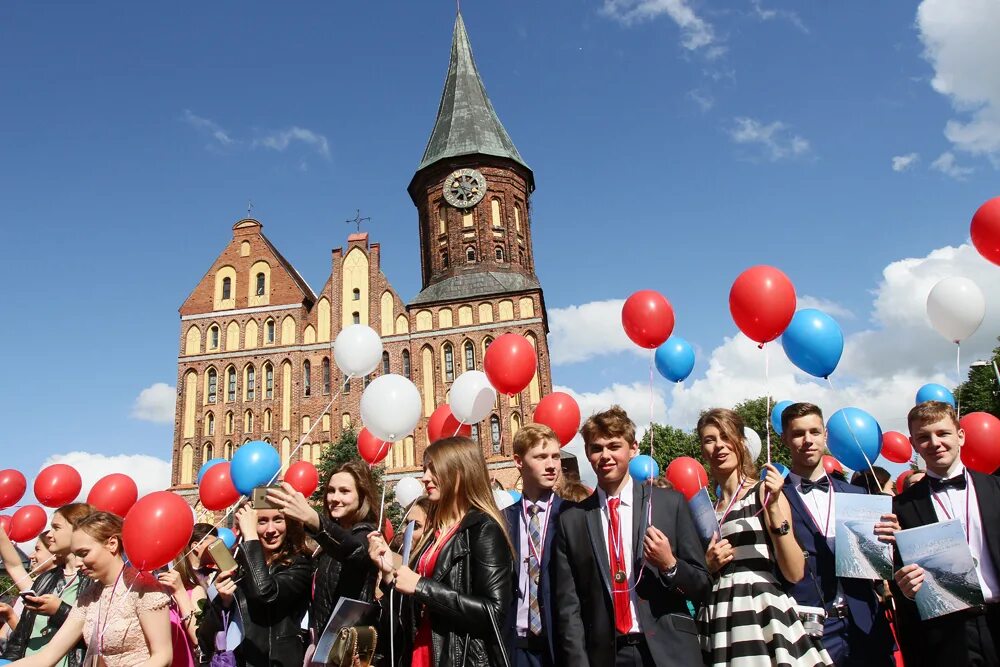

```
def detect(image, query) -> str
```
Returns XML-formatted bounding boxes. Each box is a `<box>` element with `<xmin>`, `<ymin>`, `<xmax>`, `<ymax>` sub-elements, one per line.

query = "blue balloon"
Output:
<box><xmin>0</xmin><ymin>659</ymin><xmax>12</xmax><ymax>665</ymax></box>
<box><xmin>230</xmin><ymin>441</ymin><xmax>281</xmax><ymax>496</ymax></box>
<box><xmin>508</xmin><ymin>491</ymin><xmax>522</xmax><ymax>503</ymax></box>
<box><xmin>916</xmin><ymin>383</ymin><xmax>956</xmax><ymax>408</ymax></box>
<box><xmin>197</xmin><ymin>458</ymin><xmax>227</xmax><ymax>485</ymax></box>
<box><xmin>629</xmin><ymin>455</ymin><xmax>660</xmax><ymax>483</ymax></box>
<box><xmin>826</xmin><ymin>407</ymin><xmax>883</xmax><ymax>472</ymax></box>
<box><xmin>761</xmin><ymin>462</ymin><xmax>790</xmax><ymax>479</ymax></box>
<box><xmin>654</xmin><ymin>336</ymin><xmax>696</xmax><ymax>383</ymax></box>
<box><xmin>216</xmin><ymin>527</ymin><xmax>237</xmax><ymax>549</ymax></box>
<box><xmin>780</xmin><ymin>309</ymin><xmax>844</xmax><ymax>378</ymax></box>
<box><xmin>771</xmin><ymin>400</ymin><xmax>794</xmax><ymax>436</ymax></box>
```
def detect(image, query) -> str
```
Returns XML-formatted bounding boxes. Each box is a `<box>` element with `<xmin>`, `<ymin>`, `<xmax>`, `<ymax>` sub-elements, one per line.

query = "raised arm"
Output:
<box><xmin>760</xmin><ymin>465</ymin><xmax>805</xmax><ymax>583</ymax></box>
<box><xmin>0</xmin><ymin>526</ymin><xmax>32</xmax><ymax>591</ymax></box>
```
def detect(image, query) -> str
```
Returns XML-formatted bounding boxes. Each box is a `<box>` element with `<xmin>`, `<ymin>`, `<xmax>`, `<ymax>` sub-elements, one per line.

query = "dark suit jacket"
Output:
<box><xmin>891</xmin><ymin>470</ymin><xmax>1000</xmax><ymax>667</ymax></box>
<box><xmin>503</xmin><ymin>495</ymin><xmax>564</xmax><ymax>661</ymax></box>
<box><xmin>780</xmin><ymin>477</ymin><xmax>894</xmax><ymax>662</ymax></box>
<box><xmin>551</xmin><ymin>482</ymin><xmax>711</xmax><ymax>667</ymax></box>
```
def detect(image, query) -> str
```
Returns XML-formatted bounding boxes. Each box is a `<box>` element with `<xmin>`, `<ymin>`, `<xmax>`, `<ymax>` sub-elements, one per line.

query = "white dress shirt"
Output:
<box><xmin>926</xmin><ymin>462</ymin><xmax>999</xmax><ymax>603</ymax></box>
<box><xmin>515</xmin><ymin>492</ymin><xmax>554</xmax><ymax>637</ymax></box>
<box><xmin>597</xmin><ymin>476</ymin><xmax>642</xmax><ymax>633</ymax></box>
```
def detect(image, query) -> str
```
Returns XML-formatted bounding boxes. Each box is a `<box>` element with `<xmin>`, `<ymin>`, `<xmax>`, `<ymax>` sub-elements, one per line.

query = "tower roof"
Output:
<box><xmin>416</xmin><ymin>12</ymin><xmax>529</xmax><ymax>174</ymax></box>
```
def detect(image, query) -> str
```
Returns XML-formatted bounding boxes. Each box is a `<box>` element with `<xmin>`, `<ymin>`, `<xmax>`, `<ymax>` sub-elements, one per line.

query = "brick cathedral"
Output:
<box><xmin>170</xmin><ymin>12</ymin><xmax>553</xmax><ymax>499</ymax></box>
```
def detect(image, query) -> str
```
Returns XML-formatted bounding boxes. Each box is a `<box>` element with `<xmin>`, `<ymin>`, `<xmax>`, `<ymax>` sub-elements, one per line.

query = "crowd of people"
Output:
<box><xmin>0</xmin><ymin>399</ymin><xmax>997</xmax><ymax>666</ymax></box>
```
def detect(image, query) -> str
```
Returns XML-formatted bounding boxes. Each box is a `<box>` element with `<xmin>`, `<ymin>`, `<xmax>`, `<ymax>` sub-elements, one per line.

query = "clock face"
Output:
<box><xmin>443</xmin><ymin>169</ymin><xmax>487</xmax><ymax>208</ymax></box>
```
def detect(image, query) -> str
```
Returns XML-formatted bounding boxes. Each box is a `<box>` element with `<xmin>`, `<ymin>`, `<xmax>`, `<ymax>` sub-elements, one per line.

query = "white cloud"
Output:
<box><xmin>917</xmin><ymin>0</ymin><xmax>1000</xmax><ymax>159</ymax></box>
<box><xmin>131</xmin><ymin>383</ymin><xmax>176</xmax><ymax>424</ymax></box>
<box><xmin>253</xmin><ymin>127</ymin><xmax>331</xmax><ymax>160</ymax></box>
<box><xmin>891</xmin><ymin>153</ymin><xmax>920</xmax><ymax>172</ymax></box>
<box><xmin>664</xmin><ymin>243</ymin><xmax>1000</xmax><ymax>434</ymax></box>
<box><xmin>37</xmin><ymin>451</ymin><xmax>173</xmax><ymax>503</ymax></box>
<box><xmin>182</xmin><ymin>109</ymin><xmax>235</xmax><ymax>146</ymax></box>
<box><xmin>930</xmin><ymin>151</ymin><xmax>974</xmax><ymax>179</ymax></box>
<box><xmin>548</xmin><ymin>299</ymin><xmax>637</xmax><ymax>365</ymax></box>
<box><xmin>750</xmin><ymin>0</ymin><xmax>809</xmax><ymax>34</ymax></box>
<box><xmin>796</xmin><ymin>295</ymin><xmax>855</xmax><ymax>320</ymax></box>
<box><xmin>687</xmin><ymin>89</ymin><xmax>715</xmax><ymax>112</ymax></box>
<box><xmin>729</xmin><ymin>117</ymin><xmax>811</xmax><ymax>161</ymax></box>
<box><xmin>601</xmin><ymin>0</ymin><xmax>718</xmax><ymax>53</ymax></box>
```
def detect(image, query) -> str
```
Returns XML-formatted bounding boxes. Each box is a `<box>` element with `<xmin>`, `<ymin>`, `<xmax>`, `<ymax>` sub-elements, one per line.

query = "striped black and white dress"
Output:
<box><xmin>699</xmin><ymin>481</ymin><xmax>832</xmax><ymax>667</ymax></box>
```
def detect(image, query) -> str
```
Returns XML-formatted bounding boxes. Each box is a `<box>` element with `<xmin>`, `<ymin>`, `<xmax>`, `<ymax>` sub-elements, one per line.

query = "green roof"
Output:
<box><xmin>417</xmin><ymin>12</ymin><xmax>529</xmax><ymax>173</ymax></box>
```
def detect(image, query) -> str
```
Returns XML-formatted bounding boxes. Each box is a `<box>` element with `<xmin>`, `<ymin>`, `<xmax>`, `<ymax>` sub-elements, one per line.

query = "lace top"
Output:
<box><xmin>70</xmin><ymin>568</ymin><xmax>170</xmax><ymax>667</ymax></box>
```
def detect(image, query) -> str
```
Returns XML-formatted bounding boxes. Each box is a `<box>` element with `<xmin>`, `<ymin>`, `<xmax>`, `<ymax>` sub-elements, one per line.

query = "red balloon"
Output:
<box><xmin>532</xmin><ymin>392</ymin><xmax>581</xmax><ymax>446</ymax></box>
<box><xmin>880</xmin><ymin>431</ymin><xmax>912</xmax><ymax>465</ymax></box>
<box><xmin>971</xmin><ymin>197</ymin><xmax>1000</xmax><ymax>267</ymax></box>
<box><xmin>358</xmin><ymin>428</ymin><xmax>392</xmax><ymax>465</ymax></box>
<box><xmin>729</xmin><ymin>266</ymin><xmax>797</xmax><ymax>344</ymax></box>
<box><xmin>822</xmin><ymin>455</ymin><xmax>844</xmax><ymax>476</ymax></box>
<box><xmin>123</xmin><ymin>491</ymin><xmax>194</xmax><ymax>571</ymax></box>
<box><xmin>285</xmin><ymin>461</ymin><xmax>319</xmax><ymax>497</ymax></box>
<box><xmin>87</xmin><ymin>474</ymin><xmax>139</xmax><ymax>517</ymax></box>
<box><xmin>0</xmin><ymin>515</ymin><xmax>10</xmax><ymax>536</ymax></box>
<box><xmin>665</xmin><ymin>457</ymin><xmax>708</xmax><ymax>500</ymax></box>
<box><xmin>8</xmin><ymin>505</ymin><xmax>48</xmax><ymax>543</ymax></box>
<box><xmin>382</xmin><ymin>518</ymin><xmax>394</xmax><ymax>542</ymax></box>
<box><xmin>960</xmin><ymin>412</ymin><xmax>1000</xmax><ymax>474</ymax></box>
<box><xmin>483</xmin><ymin>333</ymin><xmax>538</xmax><ymax>396</ymax></box>
<box><xmin>199</xmin><ymin>462</ymin><xmax>240</xmax><ymax>511</ymax></box>
<box><xmin>895</xmin><ymin>469</ymin><xmax>915</xmax><ymax>495</ymax></box>
<box><xmin>0</xmin><ymin>469</ymin><xmax>27</xmax><ymax>510</ymax></box>
<box><xmin>33</xmin><ymin>464</ymin><xmax>82</xmax><ymax>508</ymax></box>
<box><xmin>621</xmin><ymin>290</ymin><xmax>675</xmax><ymax>349</ymax></box>
<box><xmin>427</xmin><ymin>405</ymin><xmax>472</xmax><ymax>442</ymax></box>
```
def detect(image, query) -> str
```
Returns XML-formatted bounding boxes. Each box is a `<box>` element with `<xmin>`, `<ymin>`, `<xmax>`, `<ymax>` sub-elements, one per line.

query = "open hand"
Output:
<box><xmin>705</xmin><ymin>534</ymin><xmax>733</xmax><ymax>574</ymax></box>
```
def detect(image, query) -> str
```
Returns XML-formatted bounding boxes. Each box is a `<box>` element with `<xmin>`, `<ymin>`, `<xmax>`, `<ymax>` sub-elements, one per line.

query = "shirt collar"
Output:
<box><xmin>523</xmin><ymin>491</ymin><xmax>553</xmax><ymax>511</ymax></box>
<box><xmin>598</xmin><ymin>476</ymin><xmax>634</xmax><ymax>508</ymax></box>
<box><xmin>925</xmin><ymin>460</ymin><xmax>966</xmax><ymax>481</ymax></box>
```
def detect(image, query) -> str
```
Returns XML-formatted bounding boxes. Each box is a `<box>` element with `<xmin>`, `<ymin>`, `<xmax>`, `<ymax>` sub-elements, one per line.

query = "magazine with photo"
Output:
<box><xmin>688</xmin><ymin>488</ymin><xmax>721</xmax><ymax>547</ymax></box>
<box><xmin>895</xmin><ymin>519</ymin><xmax>984</xmax><ymax>620</ymax></box>
<box><xmin>834</xmin><ymin>493</ymin><xmax>892</xmax><ymax>580</ymax></box>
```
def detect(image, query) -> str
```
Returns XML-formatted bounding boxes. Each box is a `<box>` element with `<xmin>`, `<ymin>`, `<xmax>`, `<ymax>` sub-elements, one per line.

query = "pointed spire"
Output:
<box><xmin>417</xmin><ymin>12</ymin><xmax>529</xmax><ymax>173</ymax></box>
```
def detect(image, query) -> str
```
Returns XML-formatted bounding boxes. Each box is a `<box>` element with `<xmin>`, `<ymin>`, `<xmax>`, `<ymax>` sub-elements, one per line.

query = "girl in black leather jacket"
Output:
<box><xmin>201</xmin><ymin>505</ymin><xmax>311</xmax><ymax>667</ymax></box>
<box><xmin>369</xmin><ymin>436</ymin><xmax>514</xmax><ymax>667</ymax></box>
<box><xmin>266</xmin><ymin>461</ymin><xmax>380</xmax><ymax>637</ymax></box>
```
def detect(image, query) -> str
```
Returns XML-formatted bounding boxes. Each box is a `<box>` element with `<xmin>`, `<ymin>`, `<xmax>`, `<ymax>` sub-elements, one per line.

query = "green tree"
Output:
<box><xmin>733</xmin><ymin>396</ymin><xmax>792</xmax><ymax>470</ymax></box>
<box><xmin>954</xmin><ymin>337</ymin><xmax>1000</xmax><ymax>418</ymax></box>
<box><xmin>0</xmin><ymin>573</ymin><xmax>13</xmax><ymax>604</ymax></box>
<box><xmin>639</xmin><ymin>423</ymin><xmax>704</xmax><ymax>482</ymax></box>
<box><xmin>311</xmin><ymin>428</ymin><xmax>402</xmax><ymax>528</ymax></box>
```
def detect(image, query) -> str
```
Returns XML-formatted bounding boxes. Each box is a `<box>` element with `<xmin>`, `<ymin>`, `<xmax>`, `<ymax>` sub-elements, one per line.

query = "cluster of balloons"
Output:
<box><xmin>199</xmin><ymin>441</ymin><xmax>320</xmax><ymax>510</ymax></box>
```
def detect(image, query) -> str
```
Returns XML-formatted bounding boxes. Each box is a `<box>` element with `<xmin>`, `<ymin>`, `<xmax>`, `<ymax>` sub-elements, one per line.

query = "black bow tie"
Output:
<box><xmin>930</xmin><ymin>475</ymin><xmax>966</xmax><ymax>492</ymax></box>
<box><xmin>800</xmin><ymin>478</ymin><xmax>830</xmax><ymax>494</ymax></box>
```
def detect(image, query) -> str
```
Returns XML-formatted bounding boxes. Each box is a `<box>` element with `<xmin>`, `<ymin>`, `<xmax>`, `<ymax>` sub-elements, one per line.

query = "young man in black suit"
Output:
<box><xmin>892</xmin><ymin>401</ymin><xmax>1000</xmax><ymax>666</ymax></box>
<box><xmin>503</xmin><ymin>423</ymin><xmax>564</xmax><ymax>667</ymax></box>
<box><xmin>551</xmin><ymin>406</ymin><xmax>711</xmax><ymax>666</ymax></box>
<box><xmin>778</xmin><ymin>402</ymin><xmax>896</xmax><ymax>666</ymax></box>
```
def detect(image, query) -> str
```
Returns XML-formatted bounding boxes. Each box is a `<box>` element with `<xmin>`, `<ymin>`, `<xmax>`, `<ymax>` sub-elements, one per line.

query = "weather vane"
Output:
<box><xmin>247</xmin><ymin>200</ymin><xmax>254</xmax><ymax>219</ymax></box>
<box><xmin>346</xmin><ymin>209</ymin><xmax>371</xmax><ymax>234</ymax></box>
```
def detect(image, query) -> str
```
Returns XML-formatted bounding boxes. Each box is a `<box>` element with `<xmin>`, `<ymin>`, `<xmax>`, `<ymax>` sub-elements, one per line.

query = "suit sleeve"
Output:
<box><xmin>662</xmin><ymin>491</ymin><xmax>712</xmax><ymax>604</ymax></box>
<box><xmin>550</xmin><ymin>512</ymin><xmax>591</xmax><ymax>666</ymax></box>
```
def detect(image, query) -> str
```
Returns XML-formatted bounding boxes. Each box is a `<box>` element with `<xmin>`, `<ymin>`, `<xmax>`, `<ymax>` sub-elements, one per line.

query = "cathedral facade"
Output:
<box><xmin>170</xmin><ymin>12</ymin><xmax>552</xmax><ymax>492</ymax></box>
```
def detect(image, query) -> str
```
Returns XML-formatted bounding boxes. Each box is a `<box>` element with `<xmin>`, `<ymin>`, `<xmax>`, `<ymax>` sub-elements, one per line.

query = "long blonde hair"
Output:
<box><xmin>411</xmin><ymin>437</ymin><xmax>512</xmax><ymax>563</ymax></box>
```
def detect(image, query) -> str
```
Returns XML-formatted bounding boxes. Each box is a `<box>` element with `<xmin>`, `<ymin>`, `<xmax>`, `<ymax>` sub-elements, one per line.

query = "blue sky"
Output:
<box><xmin>2</xmin><ymin>1</ymin><xmax>999</xmax><ymax>493</ymax></box>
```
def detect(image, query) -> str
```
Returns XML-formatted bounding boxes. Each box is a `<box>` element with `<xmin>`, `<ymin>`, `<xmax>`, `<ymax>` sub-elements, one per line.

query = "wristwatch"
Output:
<box><xmin>769</xmin><ymin>520</ymin><xmax>790</xmax><ymax>536</ymax></box>
<box><xmin>662</xmin><ymin>563</ymin><xmax>679</xmax><ymax>579</ymax></box>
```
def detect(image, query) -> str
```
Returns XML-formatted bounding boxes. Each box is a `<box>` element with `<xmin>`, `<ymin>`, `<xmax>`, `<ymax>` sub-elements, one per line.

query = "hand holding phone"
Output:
<box><xmin>207</xmin><ymin>539</ymin><xmax>238</xmax><ymax>572</ymax></box>
<box><xmin>19</xmin><ymin>589</ymin><xmax>38</xmax><ymax>601</ymax></box>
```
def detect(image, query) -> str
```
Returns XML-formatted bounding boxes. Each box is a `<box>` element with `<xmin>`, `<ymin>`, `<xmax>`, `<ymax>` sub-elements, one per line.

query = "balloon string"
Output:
<box><xmin>648</xmin><ymin>348</ymin><xmax>656</xmax><ymax>462</ymax></box>
<box><xmin>765</xmin><ymin>343</ymin><xmax>772</xmax><ymax>465</ymax></box>
<box><xmin>993</xmin><ymin>361</ymin><xmax>1000</xmax><ymax>387</ymax></box>
<box><xmin>0</xmin><ymin>554</ymin><xmax>57</xmax><ymax>597</ymax></box>
<box><xmin>268</xmin><ymin>394</ymin><xmax>338</xmax><ymax>486</ymax></box>
<box><xmin>956</xmin><ymin>344</ymin><xmax>962</xmax><ymax>415</ymax></box>
<box><xmin>376</xmin><ymin>483</ymin><xmax>387</xmax><ymax>535</ymax></box>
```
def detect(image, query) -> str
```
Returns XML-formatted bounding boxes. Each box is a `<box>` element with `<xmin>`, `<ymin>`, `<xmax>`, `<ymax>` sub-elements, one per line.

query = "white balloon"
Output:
<box><xmin>493</xmin><ymin>489</ymin><xmax>516</xmax><ymax>510</ymax></box>
<box><xmin>743</xmin><ymin>427</ymin><xmax>762</xmax><ymax>462</ymax></box>
<box><xmin>394</xmin><ymin>477</ymin><xmax>424</xmax><ymax>508</ymax></box>
<box><xmin>449</xmin><ymin>371</ymin><xmax>497</xmax><ymax>424</ymax></box>
<box><xmin>360</xmin><ymin>374</ymin><xmax>422</xmax><ymax>442</ymax></box>
<box><xmin>334</xmin><ymin>325</ymin><xmax>383</xmax><ymax>377</ymax></box>
<box><xmin>926</xmin><ymin>277</ymin><xmax>986</xmax><ymax>343</ymax></box>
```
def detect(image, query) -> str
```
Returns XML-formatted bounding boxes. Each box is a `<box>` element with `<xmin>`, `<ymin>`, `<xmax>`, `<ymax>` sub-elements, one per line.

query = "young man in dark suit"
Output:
<box><xmin>551</xmin><ymin>406</ymin><xmax>711</xmax><ymax>666</ymax></box>
<box><xmin>503</xmin><ymin>423</ymin><xmax>564</xmax><ymax>667</ymax></box>
<box><xmin>778</xmin><ymin>402</ymin><xmax>897</xmax><ymax>666</ymax></box>
<box><xmin>892</xmin><ymin>401</ymin><xmax>1000</xmax><ymax>666</ymax></box>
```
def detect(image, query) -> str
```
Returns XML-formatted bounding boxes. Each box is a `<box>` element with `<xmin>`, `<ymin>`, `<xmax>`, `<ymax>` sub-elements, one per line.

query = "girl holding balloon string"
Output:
<box><xmin>10</xmin><ymin>511</ymin><xmax>174</xmax><ymax>667</ymax></box>
<box><xmin>697</xmin><ymin>408</ymin><xmax>832</xmax><ymax>667</ymax></box>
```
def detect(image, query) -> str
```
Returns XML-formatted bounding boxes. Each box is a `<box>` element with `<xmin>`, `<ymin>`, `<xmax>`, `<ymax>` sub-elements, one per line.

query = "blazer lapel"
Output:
<box><xmin>631</xmin><ymin>481</ymin><xmax>648</xmax><ymax>567</ymax></box>
<box><xmin>971</xmin><ymin>471</ymin><xmax>1000</xmax><ymax>568</ymax></box>
<box><xmin>541</xmin><ymin>497</ymin><xmax>561</xmax><ymax>571</ymax></box>
<box><xmin>585</xmin><ymin>495</ymin><xmax>613</xmax><ymax>594</ymax></box>
<box><xmin>782</xmin><ymin>479</ymin><xmax>814</xmax><ymax>533</ymax></box>
<box><xmin>908</xmin><ymin>479</ymin><xmax>938</xmax><ymax>528</ymax></box>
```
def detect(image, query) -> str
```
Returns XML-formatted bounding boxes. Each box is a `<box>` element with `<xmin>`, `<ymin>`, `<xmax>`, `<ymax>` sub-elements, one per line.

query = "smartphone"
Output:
<box><xmin>251</xmin><ymin>485</ymin><xmax>279</xmax><ymax>510</ymax></box>
<box><xmin>20</xmin><ymin>589</ymin><xmax>37</xmax><ymax>600</ymax></box>
<box><xmin>207</xmin><ymin>539</ymin><xmax>238</xmax><ymax>572</ymax></box>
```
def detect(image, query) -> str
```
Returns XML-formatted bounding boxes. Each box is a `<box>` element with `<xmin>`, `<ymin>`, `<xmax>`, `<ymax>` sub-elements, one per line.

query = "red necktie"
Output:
<box><xmin>607</xmin><ymin>497</ymin><xmax>633</xmax><ymax>634</ymax></box>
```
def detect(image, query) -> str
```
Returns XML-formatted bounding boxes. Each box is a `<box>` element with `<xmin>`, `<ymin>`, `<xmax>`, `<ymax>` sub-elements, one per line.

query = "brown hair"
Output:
<box><xmin>73</xmin><ymin>511</ymin><xmax>124</xmax><ymax>555</ymax></box>
<box><xmin>323</xmin><ymin>460</ymin><xmax>379</xmax><ymax>527</ymax></box>
<box><xmin>907</xmin><ymin>400</ymin><xmax>960</xmax><ymax>433</ymax></box>
<box><xmin>697</xmin><ymin>408</ymin><xmax>757</xmax><ymax>480</ymax></box>
<box><xmin>652</xmin><ymin>477</ymin><xmax>674</xmax><ymax>490</ymax></box>
<box><xmin>413</xmin><ymin>437</ymin><xmax>512</xmax><ymax>563</ymax></box>
<box><xmin>580</xmin><ymin>405</ymin><xmax>636</xmax><ymax>446</ymax></box>
<box><xmin>513</xmin><ymin>423</ymin><xmax>560</xmax><ymax>458</ymax></box>
<box><xmin>557</xmin><ymin>477</ymin><xmax>592</xmax><ymax>503</ymax></box>
<box><xmin>781</xmin><ymin>402</ymin><xmax>824</xmax><ymax>432</ymax></box>
<box><xmin>55</xmin><ymin>502</ymin><xmax>95</xmax><ymax>526</ymax></box>
<box><xmin>175</xmin><ymin>523</ymin><xmax>218</xmax><ymax>589</ymax></box>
